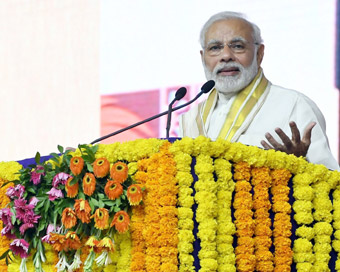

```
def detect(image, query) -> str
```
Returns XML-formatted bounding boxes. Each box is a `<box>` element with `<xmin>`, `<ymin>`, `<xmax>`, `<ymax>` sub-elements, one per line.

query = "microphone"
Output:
<box><xmin>166</xmin><ymin>87</ymin><xmax>187</xmax><ymax>138</ymax></box>
<box><xmin>90</xmin><ymin>80</ymin><xmax>215</xmax><ymax>144</ymax></box>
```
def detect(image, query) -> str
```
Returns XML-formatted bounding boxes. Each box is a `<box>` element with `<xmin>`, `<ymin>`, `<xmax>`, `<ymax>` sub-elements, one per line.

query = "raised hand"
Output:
<box><xmin>260</xmin><ymin>121</ymin><xmax>316</xmax><ymax>157</ymax></box>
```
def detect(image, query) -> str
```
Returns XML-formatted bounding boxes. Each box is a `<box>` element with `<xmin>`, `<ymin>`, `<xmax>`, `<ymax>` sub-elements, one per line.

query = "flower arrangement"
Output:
<box><xmin>0</xmin><ymin>145</ymin><xmax>143</xmax><ymax>272</ymax></box>
<box><xmin>0</xmin><ymin>137</ymin><xmax>339</xmax><ymax>272</ymax></box>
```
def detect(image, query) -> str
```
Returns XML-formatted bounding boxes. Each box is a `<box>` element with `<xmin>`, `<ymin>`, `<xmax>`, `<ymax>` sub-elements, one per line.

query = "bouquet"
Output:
<box><xmin>0</xmin><ymin>145</ymin><xmax>143</xmax><ymax>272</ymax></box>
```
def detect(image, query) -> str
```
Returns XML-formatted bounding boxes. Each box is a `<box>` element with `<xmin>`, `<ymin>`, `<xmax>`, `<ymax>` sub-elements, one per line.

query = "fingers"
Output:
<box><xmin>275</xmin><ymin>127</ymin><xmax>293</xmax><ymax>149</ymax></box>
<box><xmin>261</xmin><ymin>139</ymin><xmax>272</xmax><ymax>150</ymax></box>
<box><xmin>302</xmin><ymin>122</ymin><xmax>316</xmax><ymax>144</ymax></box>
<box><xmin>263</xmin><ymin>132</ymin><xmax>283</xmax><ymax>151</ymax></box>
<box><xmin>289</xmin><ymin>121</ymin><xmax>301</xmax><ymax>143</ymax></box>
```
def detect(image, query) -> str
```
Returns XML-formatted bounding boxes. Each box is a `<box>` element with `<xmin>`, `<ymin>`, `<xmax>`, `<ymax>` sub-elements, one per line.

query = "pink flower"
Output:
<box><xmin>0</xmin><ymin>208</ymin><xmax>13</xmax><ymax>226</ymax></box>
<box><xmin>10</xmin><ymin>239</ymin><xmax>30</xmax><ymax>258</ymax></box>
<box><xmin>29</xmin><ymin>196</ymin><xmax>39</xmax><ymax>207</ymax></box>
<box><xmin>6</xmin><ymin>184</ymin><xmax>25</xmax><ymax>199</ymax></box>
<box><xmin>19</xmin><ymin>210</ymin><xmax>40</xmax><ymax>235</ymax></box>
<box><xmin>52</xmin><ymin>172</ymin><xmax>71</xmax><ymax>187</ymax></box>
<box><xmin>14</xmin><ymin>199</ymin><xmax>35</xmax><ymax>221</ymax></box>
<box><xmin>46</xmin><ymin>188</ymin><xmax>64</xmax><ymax>201</ymax></box>
<box><xmin>1</xmin><ymin>225</ymin><xmax>15</xmax><ymax>239</ymax></box>
<box><xmin>30</xmin><ymin>165</ymin><xmax>45</xmax><ymax>185</ymax></box>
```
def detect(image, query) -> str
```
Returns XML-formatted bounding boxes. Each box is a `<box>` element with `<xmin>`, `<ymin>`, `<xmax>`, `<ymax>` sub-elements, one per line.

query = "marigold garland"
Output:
<box><xmin>233</xmin><ymin>161</ymin><xmax>256</xmax><ymax>272</ymax></box>
<box><xmin>271</xmin><ymin>168</ymin><xmax>293</xmax><ymax>272</ymax></box>
<box><xmin>194</xmin><ymin>153</ymin><xmax>218</xmax><ymax>271</ymax></box>
<box><xmin>1</xmin><ymin>137</ymin><xmax>340</xmax><ymax>271</ymax></box>
<box><xmin>251</xmin><ymin>166</ymin><xmax>273</xmax><ymax>272</ymax></box>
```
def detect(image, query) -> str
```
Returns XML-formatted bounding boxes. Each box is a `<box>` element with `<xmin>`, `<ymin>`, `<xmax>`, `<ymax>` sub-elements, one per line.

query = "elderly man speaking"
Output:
<box><xmin>179</xmin><ymin>11</ymin><xmax>339</xmax><ymax>171</ymax></box>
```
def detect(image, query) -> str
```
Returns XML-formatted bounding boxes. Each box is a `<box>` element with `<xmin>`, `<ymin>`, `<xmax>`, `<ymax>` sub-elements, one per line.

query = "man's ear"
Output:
<box><xmin>200</xmin><ymin>50</ymin><xmax>204</xmax><ymax>61</ymax></box>
<box><xmin>257</xmin><ymin>44</ymin><xmax>265</xmax><ymax>67</ymax></box>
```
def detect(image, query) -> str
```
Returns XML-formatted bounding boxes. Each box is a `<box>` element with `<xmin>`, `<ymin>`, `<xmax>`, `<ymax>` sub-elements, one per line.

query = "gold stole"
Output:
<box><xmin>196</xmin><ymin>69</ymin><xmax>269</xmax><ymax>141</ymax></box>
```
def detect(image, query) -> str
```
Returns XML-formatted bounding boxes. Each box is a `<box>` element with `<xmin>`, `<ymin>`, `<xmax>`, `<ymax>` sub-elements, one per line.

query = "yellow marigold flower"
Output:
<box><xmin>296</xmin><ymin>262</ymin><xmax>313</xmax><ymax>271</ymax></box>
<box><xmin>293</xmin><ymin>186</ymin><xmax>314</xmax><ymax>201</ymax></box>
<box><xmin>292</xmin><ymin>200</ymin><xmax>313</xmax><ymax>213</ymax></box>
<box><xmin>91</xmin><ymin>208</ymin><xmax>109</xmax><ymax>230</ymax></box>
<box><xmin>93</xmin><ymin>157</ymin><xmax>110</xmax><ymax>178</ymax></box>
<box><xmin>74</xmin><ymin>198</ymin><xmax>91</xmax><ymax>223</ymax></box>
<box><xmin>294</xmin><ymin>212</ymin><xmax>314</xmax><ymax>225</ymax></box>
<box><xmin>111</xmin><ymin>210</ymin><xmax>130</xmax><ymax>233</ymax></box>
<box><xmin>110</xmin><ymin>161</ymin><xmax>128</xmax><ymax>183</ymax></box>
<box><xmin>82</xmin><ymin>173</ymin><xmax>96</xmax><ymax>196</ymax></box>
<box><xmin>61</xmin><ymin>207</ymin><xmax>77</xmax><ymax>229</ymax></box>
<box><xmin>65</xmin><ymin>177</ymin><xmax>79</xmax><ymax>198</ymax></box>
<box><xmin>70</xmin><ymin>156</ymin><xmax>84</xmax><ymax>176</ymax></box>
<box><xmin>293</xmin><ymin>238</ymin><xmax>313</xmax><ymax>253</ymax></box>
<box><xmin>104</xmin><ymin>179</ymin><xmax>123</xmax><ymax>200</ymax></box>
<box><xmin>127</xmin><ymin>184</ymin><xmax>143</xmax><ymax>205</ymax></box>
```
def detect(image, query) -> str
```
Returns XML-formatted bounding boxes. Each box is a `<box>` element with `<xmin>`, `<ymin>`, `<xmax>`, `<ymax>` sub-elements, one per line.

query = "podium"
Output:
<box><xmin>0</xmin><ymin>137</ymin><xmax>339</xmax><ymax>272</ymax></box>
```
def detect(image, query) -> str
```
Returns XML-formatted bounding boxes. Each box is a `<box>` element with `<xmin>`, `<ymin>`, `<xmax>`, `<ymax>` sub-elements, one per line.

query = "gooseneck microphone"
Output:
<box><xmin>166</xmin><ymin>87</ymin><xmax>187</xmax><ymax>138</ymax></box>
<box><xmin>90</xmin><ymin>80</ymin><xmax>215</xmax><ymax>144</ymax></box>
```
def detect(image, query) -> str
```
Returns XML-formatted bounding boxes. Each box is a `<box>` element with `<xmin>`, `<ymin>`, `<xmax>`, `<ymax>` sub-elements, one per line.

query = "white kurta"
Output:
<box><xmin>179</xmin><ymin>84</ymin><xmax>340</xmax><ymax>171</ymax></box>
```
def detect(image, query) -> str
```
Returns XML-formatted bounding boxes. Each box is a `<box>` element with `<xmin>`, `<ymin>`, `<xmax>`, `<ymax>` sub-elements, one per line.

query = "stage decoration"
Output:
<box><xmin>0</xmin><ymin>137</ymin><xmax>339</xmax><ymax>272</ymax></box>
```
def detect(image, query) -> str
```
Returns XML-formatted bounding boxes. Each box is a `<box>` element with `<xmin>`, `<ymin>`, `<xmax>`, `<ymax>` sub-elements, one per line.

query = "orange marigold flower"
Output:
<box><xmin>61</xmin><ymin>207</ymin><xmax>77</xmax><ymax>229</ymax></box>
<box><xmin>104</xmin><ymin>179</ymin><xmax>123</xmax><ymax>200</ymax></box>
<box><xmin>110</xmin><ymin>161</ymin><xmax>128</xmax><ymax>183</ymax></box>
<box><xmin>49</xmin><ymin>233</ymin><xmax>66</xmax><ymax>252</ymax></box>
<box><xmin>64</xmin><ymin>231</ymin><xmax>82</xmax><ymax>251</ymax></box>
<box><xmin>70</xmin><ymin>156</ymin><xmax>84</xmax><ymax>176</ymax></box>
<box><xmin>74</xmin><ymin>199</ymin><xmax>91</xmax><ymax>223</ymax></box>
<box><xmin>127</xmin><ymin>184</ymin><xmax>143</xmax><ymax>205</ymax></box>
<box><xmin>83</xmin><ymin>173</ymin><xmax>96</xmax><ymax>196</ymax></box>
<box><xmin>91</xmin><ymin>208</ymin><xmax>109</xmax><ymax>230</ymax></box>
<box><xmin>85</xmin><ymin>236</ymin><xmax>101</xmax><ymax>253</ymax></box>
<box><xmin>97</xmin><ymin>237</ymin><xmax>115</xmax><ymax>252</ymax></box>
<box><xmin>111</xmin><ymin>210</ymin><xmax>130</xmax><ymax>233</ymax></box>
<box><xmin>93</xmin><ymin>158</ymin><xmax>110</xmax><ymax>178</ymax></box>
<box><xmin>65</xmin><ymin>177</ymin><xmax>79</xmax><ymax>198</ymax></box>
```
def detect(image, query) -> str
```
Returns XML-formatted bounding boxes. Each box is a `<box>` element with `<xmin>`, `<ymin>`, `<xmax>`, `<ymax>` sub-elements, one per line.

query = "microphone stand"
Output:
<box><xmin>90</xmin><ymin>80</ymin><xmax>215</xmax><ymax>144</ymax></box>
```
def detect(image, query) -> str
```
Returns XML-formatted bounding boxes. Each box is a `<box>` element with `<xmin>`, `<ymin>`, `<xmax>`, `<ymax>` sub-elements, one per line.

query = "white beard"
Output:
<box><xmin>203</xmin><ymin>55</ymin><xmax>259</xmax><ymax>95</ymax></box>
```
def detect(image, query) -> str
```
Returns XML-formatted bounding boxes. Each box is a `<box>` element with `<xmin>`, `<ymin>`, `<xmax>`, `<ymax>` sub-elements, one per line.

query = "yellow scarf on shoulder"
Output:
<box><xmin>196</xmin><ymin>68</ymin><xmax>269</xmax><ymax>141</ymax></box>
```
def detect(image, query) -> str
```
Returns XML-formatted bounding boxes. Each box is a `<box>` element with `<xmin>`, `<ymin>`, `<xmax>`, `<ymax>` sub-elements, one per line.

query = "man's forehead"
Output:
<box><xmin>205</xmin><ymin>18</ymin><xmax>253</xmax><ymax>43</ymax></box>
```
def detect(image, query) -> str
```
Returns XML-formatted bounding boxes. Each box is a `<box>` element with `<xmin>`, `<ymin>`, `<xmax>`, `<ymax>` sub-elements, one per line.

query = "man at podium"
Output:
<box><xmin>179</xmin><ymin>11</ymin><xmax>339</xmax><ymax>171</ymax></box>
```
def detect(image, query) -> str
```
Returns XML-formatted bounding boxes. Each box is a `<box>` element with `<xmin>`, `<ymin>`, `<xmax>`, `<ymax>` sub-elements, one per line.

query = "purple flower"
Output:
<box><xmin>10</xmin><ymin>239</ymin><xmax>29</xmax><ymax>258</ymax></box>
<box><xmin>19</xmin><ymin>210</ymin><xmax>40</xmax><ymax>235</ymax></box>
<box><xmin>46</xmin><ymin>188</ymin><xmax>64</xmax><ymax>201</ymax></box>
<box><xmin>0</xmin><ymin>208</ymin><xmax>13</xmax><ymax>226</ymax></box>
<box><xmin>52</xmin><ymin>172</ymin><xmax>71</xmax><ymax>187</ymax></box>
<box><xmin>6</xmin><ymin>184</ymin><xmax>25</xmax><ymax>199</ymax></box>
<box><xmin>30</xmin><ymin>165</ymin><xmax>45</xmax><ymax>185</ymax></box>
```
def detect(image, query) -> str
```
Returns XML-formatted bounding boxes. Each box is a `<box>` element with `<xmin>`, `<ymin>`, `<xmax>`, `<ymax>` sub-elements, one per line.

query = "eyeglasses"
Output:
<box><xmin>204</xmin><ymin>40</ymin><xmax>259</xmax><ymax>56</ymax></box>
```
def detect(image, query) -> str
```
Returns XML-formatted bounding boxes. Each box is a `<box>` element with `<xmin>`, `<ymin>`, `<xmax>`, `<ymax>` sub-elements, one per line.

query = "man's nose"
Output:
<box><xmin>220</xmin><ymin>45</ymin><xmax>235</xmax><ymax>62</ymax></box>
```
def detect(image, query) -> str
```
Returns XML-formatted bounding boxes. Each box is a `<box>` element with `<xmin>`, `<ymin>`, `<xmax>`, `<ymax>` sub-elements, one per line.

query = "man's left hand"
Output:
<box><xmin>260</xmin><ymin>121</ymin><xmax>316</xmax><ymax>157</ymax></box>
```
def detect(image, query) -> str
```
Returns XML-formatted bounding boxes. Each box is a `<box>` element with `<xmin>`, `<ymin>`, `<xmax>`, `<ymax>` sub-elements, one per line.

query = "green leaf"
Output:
<box><xmin>35</xmin><ymin>152</ymin><xmax>41</xmax><ymax>164</ymax></box>
<box><xmin>44</xmin><ymin>200</ymin><xmax>50</xmax><ymax>214</ymax></box>
<box><xmin>90</xmin><ymin>198</ymin><xmax>99</xmax><ymax>207</ymax></box>
<box><xmin>0</xmin><ymin>249</ymin><xmax>9</xmax><ymax>260</ymax></box>
<box><xmin>69</xmin><ymin>176</ymin><xmax>79</xmax><ymax>186</ymax></box>
<box><xmin>27</xmin><ymin>187</ymin><xmax>36</xmax><ymax>194</ymax></box>
<box><xmin>98</xmin><ymin>200</ymin><xmax>105</xmax><ymax>208</ymax></box>
<box><xmin>78</xmin><ymin>192</ymin><xmax>85</xmax><ymax>200</ymax></box>
<box><xmin>114</xmin><ymin>206</ymin><xmax>121</xmax><ymax>212</ymax></box>
<box><xmin>86</xmin><ymin>163</ymin><xmax>93</xmax><ymax>172</ymax></box>
<box><xmin>57</xmin><ymin>145</ymin><xmax>64</xmax><ymax>154</ymax></box>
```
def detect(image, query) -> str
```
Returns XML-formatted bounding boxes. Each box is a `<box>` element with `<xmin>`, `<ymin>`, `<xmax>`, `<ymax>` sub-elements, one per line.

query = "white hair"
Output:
<box><xmin>199</xmin><ymin>11</ymin><xmax>263</xmax><ymax>48</ymax></box>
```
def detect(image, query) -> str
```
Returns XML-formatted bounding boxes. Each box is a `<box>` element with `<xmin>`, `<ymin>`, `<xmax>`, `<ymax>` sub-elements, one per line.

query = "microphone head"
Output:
<box><xmin>175</xmin><ymin>87</ymin><xmax>187</xmax><ymax>100</ymax></box>
<box><xmin>201</xmin><ymin>80</ymin><xmax>215</xmax><ymax>93</ymax></box>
